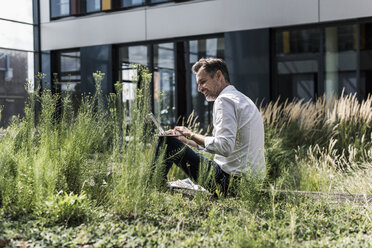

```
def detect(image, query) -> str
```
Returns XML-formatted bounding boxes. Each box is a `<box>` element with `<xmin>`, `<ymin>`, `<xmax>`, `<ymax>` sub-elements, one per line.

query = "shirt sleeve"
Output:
<box><xmin>204</xmin><ymin>97</ymin><xmax>237</xmax><ymax>157</ymax></box>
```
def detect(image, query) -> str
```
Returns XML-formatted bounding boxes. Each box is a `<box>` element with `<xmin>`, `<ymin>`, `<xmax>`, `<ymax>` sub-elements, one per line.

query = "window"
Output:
<box><xmin>151</xmin><ymin>0</ymin><xmax>172</xmax><ymax>3</ymax></box>
<box><xmin>101</xmin><ymin>0</ymin><xmax>111</xmax><ymax>11</ymax></box>
<box><xmin>153</xmin><ymin>43</ymin><xmax>176</xmax><ymax>126</ymax></box>
<box><xmin>116</xmin><ymin>36</ymin><xmax>224</xmax><ymax>129</ymax></box>
<box><xmin>360</xmin><ymin>23</ymin><xmax>372</xmax><ymax>98</ymax></box>
<box><xmin>122</xmin><ymin>0</ymin><xmax>145</xmax><ymax>7</ymax></box>
<box><xmin>86</xmin><ymin>0</ymin><xmax>101</xmax><ymax>12</ymax></box>
<box><xmin>275</xmin><ymin>28</ymin><xmax>321</xmax><ymax>101</ymax></box>
<box><xmin>52</xmin><ymin>50</ymin><xmax>81</xmax><ymax>109</ymax></box>
<box><xmin>118</xmin><ymin>45</ymin><xmax>149</xmax><ymax>120</ymax></box>
<box><xmin>51</xmin><ymin>0</ymin><xmax>195</xmax><ymax>19</ymax></box>
<box><xmin>70</xmin><ymin>0</ymin><xmax>81</xmax><ymax>15</ymax></box>
<box><xmin>324</xmin><ymin>25</ymin><xmax>358</xmax><ymax>97</ymax></box>
<box><xmin>51</xmin><ymin>0</ymin><xmax>70</xmax><ymax>18</ymax></box>
<box><xmin>0</xmin><ymin>49</ymin><xmax>32</xmax><ymax>127</ymax></box>
<box><xmin>276</xmin><ymin>28</ymin><xmax>320</xmax><ymax>56</ymax></box>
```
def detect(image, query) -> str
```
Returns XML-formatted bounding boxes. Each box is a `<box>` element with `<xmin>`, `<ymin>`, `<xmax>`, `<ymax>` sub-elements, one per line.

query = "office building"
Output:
<box><xmin>2</xmin><ymin>0</ymin><xmax>372</xmax><ymax>127</ymax></box>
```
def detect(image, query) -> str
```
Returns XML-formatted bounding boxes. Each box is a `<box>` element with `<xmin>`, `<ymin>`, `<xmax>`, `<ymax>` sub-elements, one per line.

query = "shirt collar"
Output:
<box><xmin>219</xmin><ymin>85</ymin><xmax>235</xmax><ymax>95</ymax></box>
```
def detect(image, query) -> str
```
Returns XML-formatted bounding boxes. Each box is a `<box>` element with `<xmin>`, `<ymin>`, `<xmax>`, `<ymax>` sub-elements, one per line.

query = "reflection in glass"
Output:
<box><xmin>59</xmin><ymin>50</ymin><xmax>81</xmax><ymax>93</ymax></box>
<box><xmin>86</xmin><ymin>0</ymin><xmax>101</xmax><ymax>12</ymax></box>
<box><xmin>122</xmin><ymin>0</ymin><xmax>145</xmax><ymax>7</ymax></box>
<box><xmin>0</xmin><ymin>49</ymin><xmax>32</xmax><ymax>126</ymax></box>
<box><xmin>118</xmin><ymin>45</ymin><xmax>148</xmax><ymax>120</ymax></box>
<box><xmin>51</xmin><ymin>0</ymin><xmax>70</xmax><ymax>18</ymax></box>
<box><xmin>275</xmin><ymin>28</ymin><xmax>320</xmax><ymax>101</ymax></box>
<box><xmin>276</xmin><ymin>28</ymin><xmax>320</xmax><ymax>56</ymax></box>
<box><xmin>153</xmin><ymin>43</ymin><xmax>175</xmax><ymax>126</ymax></box>
<box><xmin>325</xmin><ymin>25</ymin><xmax>357</xmax><ymax>97</ymax></box>
<box><xmin>277</xmin><ymin>60</ymin><xmax>317</xmax><ymax>101</ymax></box>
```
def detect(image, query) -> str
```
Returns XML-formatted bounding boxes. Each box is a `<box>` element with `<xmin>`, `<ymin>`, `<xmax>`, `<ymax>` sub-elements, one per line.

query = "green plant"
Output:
<box><xmin>35</xmin><ymin>190</ymin><xmax>92</xmax><ymax>226</ymax></box>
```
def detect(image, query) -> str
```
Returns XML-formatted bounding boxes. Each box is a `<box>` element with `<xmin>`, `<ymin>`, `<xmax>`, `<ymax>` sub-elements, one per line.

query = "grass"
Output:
<box><xmin>0</xmin><ymin>67</ymin><xmax>371</xmax><ymax>247</ymax></box>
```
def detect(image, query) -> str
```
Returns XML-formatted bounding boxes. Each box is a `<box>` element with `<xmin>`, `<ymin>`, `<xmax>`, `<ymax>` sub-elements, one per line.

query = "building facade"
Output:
<box><xmin>0</xmin><ymin>1</ymin><xmax>34</xmax><ymax>127</ymax></box>
<box><xmin>3</xmin><ymin>0</ymin><xmax>372</xmax><ymax>127</ymax></box>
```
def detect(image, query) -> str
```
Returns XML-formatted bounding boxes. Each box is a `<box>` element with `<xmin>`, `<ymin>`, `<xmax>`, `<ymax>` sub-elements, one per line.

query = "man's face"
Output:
<box><xmin>196</xmin><ymin>69</ymin><xmax>222</xmax><ymax>102</ymax></box>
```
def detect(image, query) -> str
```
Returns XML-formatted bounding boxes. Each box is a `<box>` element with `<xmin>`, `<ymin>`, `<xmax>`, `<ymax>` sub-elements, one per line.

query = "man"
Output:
<box><xmin>153</xmin><ymin>58</ymin><xmax>265</xmax><ymax>193</ymax></box>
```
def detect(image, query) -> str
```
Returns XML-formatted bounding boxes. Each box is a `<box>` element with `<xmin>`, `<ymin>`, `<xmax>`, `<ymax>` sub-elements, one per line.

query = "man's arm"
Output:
<box><xmin>173</xmin><ymin>126</ymin><xmax>206</xmax><ymax>148</ymax></box>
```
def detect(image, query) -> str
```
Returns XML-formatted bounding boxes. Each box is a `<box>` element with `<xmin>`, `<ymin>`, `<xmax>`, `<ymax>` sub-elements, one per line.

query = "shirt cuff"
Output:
<box><xmin>204</xmin><ymin>136</ymin><xmax>215</xmax><ymax>153</ymax></box>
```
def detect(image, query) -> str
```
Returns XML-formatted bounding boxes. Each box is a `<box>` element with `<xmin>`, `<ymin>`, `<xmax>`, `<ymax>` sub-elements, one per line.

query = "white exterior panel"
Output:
<box><xmin>41</xmin><ymin>11</ymin><xmax>147</xmax><ymax>50</ymax></box>
<box><xmin>40</xmin><ymin>0</ymin><xmax>50</xmax><ymax>24</ymax></box>
<box><xmin>0</xmin><ymin>0</ymin><xmax>33</xmax><ymax>24</ymax></box>
<box><xmin>0</xmin><ymin>20</ymin><xmax>34</xmax><ymax>51</ymax></box>
<box><xmin>40</xmin><ymin>0</ymin><xmax>320</xmax><ymax>51</ymax></box>
<box><xmin>147</xmin><ymin>0</ymin><xmax>319</xmax><ymax>40</ymax></box>
<box><xmin>320</xmin><ymin>0</ymin><xmax>372</xmax><ymax>22</ymax></box>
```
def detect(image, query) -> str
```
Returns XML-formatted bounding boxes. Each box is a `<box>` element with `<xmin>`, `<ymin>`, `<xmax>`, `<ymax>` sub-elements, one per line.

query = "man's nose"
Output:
<box><xmin>197</xmin><ymin>84</ymin><xmax>202</xmax><ymax>92</ymax></box>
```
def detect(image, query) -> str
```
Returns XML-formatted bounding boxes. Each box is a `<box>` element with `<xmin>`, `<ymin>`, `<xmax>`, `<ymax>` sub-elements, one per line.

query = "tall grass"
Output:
<box><xmin>261</xmin><ymin>93</ymin><xmax>372</xmax><ymax>192</ymax></box>
<box><xmin>0</xmin><ymin>66</ymin><xmax>164</xmax><ymax>220</ymax></box>
<box><xmin>0</xmin><ymin>64</ymin><xmax>371</xmax><ymax>225</ymax></box>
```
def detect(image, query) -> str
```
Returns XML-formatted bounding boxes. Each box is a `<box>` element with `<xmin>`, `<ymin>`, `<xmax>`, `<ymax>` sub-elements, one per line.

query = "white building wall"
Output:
<box><xmin>0</xmin><ymin>0</ymin><xmax>34</xmax><ymax>51</ymax></box>
<box><xmin>320</xmin><ymin>0</ymin><xmax>372</xmax><ymax>22</ymax></box>
<box><xmin>40</xmin><ymin>0</ymin><xmax>372</xmax><ymax>51</ymax></box>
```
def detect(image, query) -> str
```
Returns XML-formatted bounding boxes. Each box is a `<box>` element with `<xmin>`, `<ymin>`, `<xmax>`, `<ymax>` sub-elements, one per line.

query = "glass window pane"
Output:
<box><xmin>59</xmin><ymin>50</ymin><xmax>81</xmax><ymax>93</ymax></box>
<box><xmin>61</xmin><ymin>51</ymin><xmax>81</xmax><ymax>72</ymax></box>
<box><xmin>153</xmin><ymin>43</ymin><xmax>176</xmax><ymax>126</ymax></box>
<box><xmin>0</xmin><ymin>49</ymin><xmax>33</xmax><ymax>127</ymax></box>
<box><xmin>325</xmin><ymin>25</ymin><xmax>357</xmax><ymax>97</ymax></box>
<box><xmin>276</xmin><ymin>60</ymin><xmax>317</xmax><ymax>101</ymax></box>
<box><xmin>70</xmin><ymin>0</ymin><xmax>80</xmax><ymax>15</ymax></box>
<box><xmin>151</xmin><ymin>0</ymin><xmax>171</xmax><ymax>3</ymax></box>
<box><xmin>118</xmin><ymin>45</ymin><xmax>149</xmax><ymax>120</ymax></box>
<box><xmin>51</xmin><ymin>0</ymin><xmax>70</xmax><ymax>18</ymax></box>
<box><xmin>276</xmin><ymin>28</ymin><xmax>320</xmax><ymax>56</ymax></box>
<box><xmin>122</xmin><ymin>0</ymin><xmax>145</xmax><ymax>7</ymax></box>
<box><xmin>360</xmin><ymin>23</ymin><xmax>372</xmax><ymax>97</ymax></box>
<box><xmin>87</xmin><ymin>0</ymin><xmax>101</xmax><ymax>12</ymax></box>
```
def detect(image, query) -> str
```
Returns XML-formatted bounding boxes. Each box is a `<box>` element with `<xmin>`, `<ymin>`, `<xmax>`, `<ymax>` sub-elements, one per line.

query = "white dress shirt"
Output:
<box><xmin>204</xmin><ymin>85</ymin><xmax>266</xmax><ymax>178</ymax></box>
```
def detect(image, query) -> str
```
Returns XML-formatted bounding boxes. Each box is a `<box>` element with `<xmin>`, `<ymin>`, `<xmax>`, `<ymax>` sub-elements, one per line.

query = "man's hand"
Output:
<box><xmin>165</xmin><ymin>129</ymin><xmax>189</xmax><ymax>143</ymax></box>
<box><xmin>174</xmin><ymin>126</ymin><xmax>193</xmax><ymax>138</ymax></box>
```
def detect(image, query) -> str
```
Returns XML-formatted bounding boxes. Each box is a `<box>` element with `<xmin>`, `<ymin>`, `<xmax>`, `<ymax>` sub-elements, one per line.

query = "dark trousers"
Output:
<box><xmin>152</xmin><ymin>136</ymin><xmax>234</xmax><ymax>194</ymax></box>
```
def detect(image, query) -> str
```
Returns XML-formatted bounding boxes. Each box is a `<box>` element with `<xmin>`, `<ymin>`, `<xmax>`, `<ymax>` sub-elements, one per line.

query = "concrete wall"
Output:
<box><xmin>40</xmin><ymin>0</ymin><xmax>372</xmax><ymax>51</ymax></box>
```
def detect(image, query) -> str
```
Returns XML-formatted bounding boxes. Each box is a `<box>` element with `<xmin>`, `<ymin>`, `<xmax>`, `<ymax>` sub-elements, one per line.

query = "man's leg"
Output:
<box><xmin>152</xmin><ymin>136</ymin><xmax>237</xmax><ymax>194</ymax></box>
<box><xmin>152</xmin><ymin>136</ymin><xmax>203</xmax><ymax>183</ymax></box>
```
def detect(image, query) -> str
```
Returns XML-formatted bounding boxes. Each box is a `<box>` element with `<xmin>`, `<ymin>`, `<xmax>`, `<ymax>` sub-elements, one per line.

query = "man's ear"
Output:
<box><xmin>215</xmin><ymin>70</ymin><xmax>222</xmax><ymax>80</ymax></box>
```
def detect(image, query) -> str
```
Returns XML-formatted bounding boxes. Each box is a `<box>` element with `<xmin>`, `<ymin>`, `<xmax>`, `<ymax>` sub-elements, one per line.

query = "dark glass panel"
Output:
<box><xmin>153</xmin><ymin>43</ymin><xmax>176</xmax><ymax>126</ymax></box>
<box><xmin>151</xmin><ymin>0</ymin><xmax>171</xmax><ymax>3</ymax></box>
<box><xmin>118</xmin><ymin>45</ymin><xmax>149</xmax><ymax>120</ymax></box>
<box><xmin>59</xmin><ymin>50</ymin><xmax>81</xmax><ymax>93</ymax></box>
<box><xmin>0</xmin><ymin>49</ymin><xmax>31</xmax><ymax>127</ymax></box>
<box><xmin>276</xmin><ymin>28</ymin><xmax>320</xmax><ymax>56</ymax></box>
<box><xmin>70</xmin><ymin>0</ymin><xmax>80</xmax><ymax>15</ymax></box>
<box><xmin>277</xmin><ymin>60</ymin><xmax>317</xmax><ymax>101</ymax></box>
<box><xmin>359</xmin><ymin>23</ymin><xmax>372</xmax><ymax>98</ymax></box>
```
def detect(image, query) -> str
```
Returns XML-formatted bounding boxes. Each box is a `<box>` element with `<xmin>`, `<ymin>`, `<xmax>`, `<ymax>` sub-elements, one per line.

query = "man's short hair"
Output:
<box><xmin>192</xmin><ymin>58</ymin><xmax>230</xmax><ymax>83</ymax></box>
